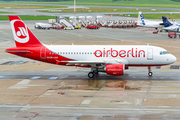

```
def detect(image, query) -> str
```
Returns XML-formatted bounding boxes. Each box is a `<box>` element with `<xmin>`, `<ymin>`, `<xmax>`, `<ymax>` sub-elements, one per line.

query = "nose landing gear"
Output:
<box><xmin>148</xmin><ymin>66</ymin><xmax>153</xmax><ymax>76</ymax></box>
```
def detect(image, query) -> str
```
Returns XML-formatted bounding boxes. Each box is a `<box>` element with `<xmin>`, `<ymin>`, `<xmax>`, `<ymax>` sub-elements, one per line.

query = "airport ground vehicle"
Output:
<box><xmin>153</xmin><ymin>31</ymin><xmax>158</xmax><ymax>34</ymax></box>
<box><xmin>86</xmin><ymin>25</ymin><xmax>99</xmax><ymax>29</ymax></box>
<box><xmin>6</xmin><ymin>16</ymin><xmax>177</xmax><ymax>78</ymax></box>
<box><xmin>64</xmin><ymin>26</ymin><xmax>74</xmax><ymax>30</ymax></box>
<box><xmin>168</xmin><ymin>32</ymin><xmax>177</xmax><ymax>38</ymax></box>
<box><xmin>34</xmin><ymin>23</ymin><xmax>51</xmax><ymax>30</ymax></box>
<box><xmin>75</xmin><ymin>25</ymin><xmax>81</xmax><ymax>29</ymax></box>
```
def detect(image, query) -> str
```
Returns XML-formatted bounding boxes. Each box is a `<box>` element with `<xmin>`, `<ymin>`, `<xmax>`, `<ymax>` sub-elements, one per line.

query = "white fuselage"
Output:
<box><xmin>137</xmin><ymin>20</ymin><xmax>162</xmax><ymax>28</ymax></box>
<box><xmin>44</xmin><ymin>45</ymin><xmax>176</xmax><ymax>66</ymax></box>
<box><xmin>163</xmin><ymin>25</ymin><xmax>180</xmax><ymax>32</ymax></box>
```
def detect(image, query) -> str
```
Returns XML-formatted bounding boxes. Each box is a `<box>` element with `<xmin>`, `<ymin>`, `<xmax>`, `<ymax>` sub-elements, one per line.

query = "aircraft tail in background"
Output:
<box><xmin>138</xmin><ymin>11</ymin><xmax>145</xmax><ymax>25</ymax></box>
<box><xmin>162</xmin><ymin>16</ymin><xmax>173</xmax><ymax>27</ymax></box>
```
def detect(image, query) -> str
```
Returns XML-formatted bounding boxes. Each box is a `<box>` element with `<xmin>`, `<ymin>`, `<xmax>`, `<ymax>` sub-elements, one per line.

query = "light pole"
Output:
<box><xmin>74</xmin><ymin>0</ymin><xmax>76</xmax><ymax>16</ymax></box>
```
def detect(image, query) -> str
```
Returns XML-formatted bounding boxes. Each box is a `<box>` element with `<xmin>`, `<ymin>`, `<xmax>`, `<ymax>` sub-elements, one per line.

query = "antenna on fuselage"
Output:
<box><xmin>147</xmin><ymin>43</ymin><xmax>149</xmax><ymax>46</ymax></box>
<box><xmin>72</xmin><ymin>43</ymin><xmax>74</xmax><ymax>45</ymax></box>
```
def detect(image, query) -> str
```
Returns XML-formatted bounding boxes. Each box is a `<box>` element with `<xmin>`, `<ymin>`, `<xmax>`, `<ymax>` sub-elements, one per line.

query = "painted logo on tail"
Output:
<box><xmin>140</xmin><ymin>13</ymin><xmax>145</xmax><ymax>26</ymax></box>
<box><xmin>10</xmin><ymin>20</ymin><xmax>29</xmax><ymax>43</ymax></box>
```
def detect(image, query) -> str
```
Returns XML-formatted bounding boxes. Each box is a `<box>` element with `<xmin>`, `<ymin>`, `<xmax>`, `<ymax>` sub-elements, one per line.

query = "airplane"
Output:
<box><xmin>162</xmin><ymin>16</ymin><xmax>180</xmax><ymax>32</ymax></box>
<box><xmin>6</xmin><ymin>15</ymin><xmax>177</xmax><ymax>78</ymax></box>
<box><xmin>137</xmin><ymin>11</ymin><xmax>163</xmax><ymax>29</ymax></box>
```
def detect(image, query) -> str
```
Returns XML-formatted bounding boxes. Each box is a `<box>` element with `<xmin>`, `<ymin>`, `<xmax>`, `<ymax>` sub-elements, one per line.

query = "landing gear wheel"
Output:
<box><xmin>88</xmin><ymin>72</ymin><xmax>95</xmax><ymax>78</ymax></box>
<box><xmin>148</xmin><ymin>72</ymin><xmax>153</xmax><ymax>76</ymax></box>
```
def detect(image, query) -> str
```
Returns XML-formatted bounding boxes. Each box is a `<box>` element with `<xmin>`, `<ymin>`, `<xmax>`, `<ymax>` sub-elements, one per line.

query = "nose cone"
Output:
<box><xmin>170</xmin><ymin>54</ymin><xmax>177</xmax><ymax>64</ymax></box>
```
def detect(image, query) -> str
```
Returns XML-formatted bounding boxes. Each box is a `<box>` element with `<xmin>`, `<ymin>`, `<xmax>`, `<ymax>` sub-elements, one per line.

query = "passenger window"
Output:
<box><xmin>49</xmin><ymin>52</ymin><xmax>51</xmax><ymax>54</ymax></box>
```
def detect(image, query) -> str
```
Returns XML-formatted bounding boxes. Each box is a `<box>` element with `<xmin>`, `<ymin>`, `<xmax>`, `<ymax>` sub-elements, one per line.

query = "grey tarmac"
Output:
<box><xmin>0</xmin><ymin>19</ymin><xmax>180</xmax><ymax>119</ymax></box>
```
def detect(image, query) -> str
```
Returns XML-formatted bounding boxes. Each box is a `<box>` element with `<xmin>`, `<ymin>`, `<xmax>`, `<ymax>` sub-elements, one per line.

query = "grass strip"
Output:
<box><xmin>0</xmin><ymin>15</ymin><xmax>56</xmax><ymax>20</ymax></box>
<box><xmin>38</xmin><ymin>7</ymin><xmax>180</xmax><ymax>13</ymax></box>
<box><xmin>122</xmin><ymin>13</ymin><xmax>180</xmax><ymax>19</ymax></box>
<box><xmin>1</xmin><ymin>1</ymin><xmax>180</xmax><ymax>8</ymax></box>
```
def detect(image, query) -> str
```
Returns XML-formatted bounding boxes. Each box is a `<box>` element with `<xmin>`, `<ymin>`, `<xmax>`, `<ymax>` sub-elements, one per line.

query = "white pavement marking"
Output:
<box><xmin>17</xmin><ymin>79</ymin><xmax>30</xmax><ymax>85</ymax></box>
<box><xmin>31</xmin><ymin>76</ymin><xmax>41</xmax><ymax>79</ymax></box>
<box><xmin>8</xmin><ymin>79</ymin><xmax>31</xmax><ymax>89</ymax></box>
<box><xmin>1</xmin><ymin>105</ymin><xmax>180</xmax><ymax>111</ymax></box>
<box><xmin>49</xmin><ymin>77</ymin><xmax>58</xmax><ymax>80</ymax></box>
<box><xmin>81</xmin><ymin>100</ymin><xmax>92</xmax><ymax>105</ymax></box>
<box><xmin>0</xmin><ymin>76</ymin><xmax>4</xmax><ymax>79</ymax></box>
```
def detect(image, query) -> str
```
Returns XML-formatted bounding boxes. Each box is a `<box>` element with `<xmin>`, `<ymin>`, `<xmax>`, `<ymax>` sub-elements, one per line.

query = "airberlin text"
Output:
<box><xmin>94</xmin><ymin>48</ymin><xmax>145</xmax><ymax>58</ymax></box>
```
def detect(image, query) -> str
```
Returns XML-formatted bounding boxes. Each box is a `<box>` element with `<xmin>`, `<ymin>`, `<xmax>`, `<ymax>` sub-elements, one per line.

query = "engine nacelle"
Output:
<box><xmin>105</xmin><ymin>64</ymin><xmax>124</xmax><ymax>76</ymax></box>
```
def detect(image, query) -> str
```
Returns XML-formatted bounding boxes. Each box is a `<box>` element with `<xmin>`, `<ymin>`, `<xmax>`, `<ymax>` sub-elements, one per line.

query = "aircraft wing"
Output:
<box><xmin>61</xmin><ymin>61</ymin><xmax>106</xmax><ymax>66</ymax></box>
<box><xmin>61</xmin><ymin>59</ymin><xmax>128</xmax><ymax>66</ymax></box>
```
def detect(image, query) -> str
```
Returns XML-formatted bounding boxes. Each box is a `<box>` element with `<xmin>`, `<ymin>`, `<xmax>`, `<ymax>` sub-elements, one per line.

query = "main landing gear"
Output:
<box><xmin>148</xmin><ymin>66</ymin><xmax>153</xmax><ymax>76</ymax></box>
<box><xmin>88</xmin><ymin>68</ymin><xmax>99</xmax><ymax>78</ymax></box>
<box><xmin>88</xmin><ymin>72</ymin><xmax>95</xmax><ymax>78</ymax></box>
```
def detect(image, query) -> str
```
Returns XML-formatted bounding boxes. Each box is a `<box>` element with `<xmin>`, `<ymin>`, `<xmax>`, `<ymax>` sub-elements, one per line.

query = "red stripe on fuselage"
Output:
<box><xmin>6</xmin><ymin>46</ymin><xmax>74</xmax><ymax>66</ymax></box>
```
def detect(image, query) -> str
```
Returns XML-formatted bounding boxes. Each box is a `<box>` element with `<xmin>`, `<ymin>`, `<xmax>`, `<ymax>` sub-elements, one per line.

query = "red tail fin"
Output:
<box><xmin>9</xmin><ymin>15</ymin><xmax>42</xmax><ymax>47</ymax></box>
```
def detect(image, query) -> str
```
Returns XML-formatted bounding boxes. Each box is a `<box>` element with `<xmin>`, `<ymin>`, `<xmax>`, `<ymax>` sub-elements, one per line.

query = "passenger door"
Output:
<box><xmin>147</xmin><ymin>48</ymin><xmax>153</xmax><ymax>60</ymax></box>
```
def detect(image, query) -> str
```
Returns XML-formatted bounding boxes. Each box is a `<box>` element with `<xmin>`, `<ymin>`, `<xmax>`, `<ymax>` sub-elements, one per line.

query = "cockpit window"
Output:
<box><xmin>160</xmin><ymin>51</ymin><xmax>169</xmax><ymax>55</ymax></box>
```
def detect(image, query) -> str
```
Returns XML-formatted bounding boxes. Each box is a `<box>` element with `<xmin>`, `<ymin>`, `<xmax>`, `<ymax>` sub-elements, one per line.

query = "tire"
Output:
<box><xmin>148</xmin><ymin>72</ymin><xmax>153</xmax><ymax>76</ymax></box>
<box><xmin>88</xmin><ymin>72</ymin><xmax>94</xmax><ymax>78</ymax></box>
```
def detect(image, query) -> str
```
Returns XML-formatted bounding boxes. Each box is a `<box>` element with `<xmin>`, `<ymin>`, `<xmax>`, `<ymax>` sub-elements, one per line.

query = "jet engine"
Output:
<box><xmin>105</xmin><ymin>64</ymin><xmax>124</xmax><ymax>76</ymax></box>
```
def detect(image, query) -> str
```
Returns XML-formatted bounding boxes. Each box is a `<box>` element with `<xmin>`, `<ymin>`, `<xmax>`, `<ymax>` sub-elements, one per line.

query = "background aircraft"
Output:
<box><xmin>6</xmin><ymin>16</ymin><xmax>177</xmax><ymax>78</ymax></box>
<box><xmin>162</xmin><ymin>16</ymin><xmax>180</xmax><ymax>32</ymax></box>
<box><xmin>137</xmin><ymin>11</ymin><xmax>163</xmax><ymax>29</ymax></box>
